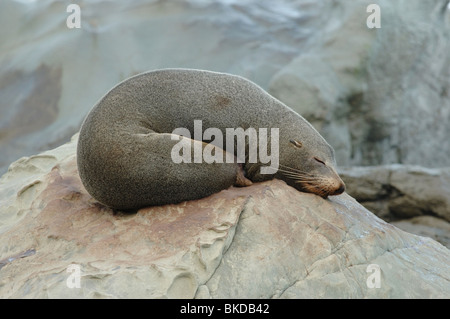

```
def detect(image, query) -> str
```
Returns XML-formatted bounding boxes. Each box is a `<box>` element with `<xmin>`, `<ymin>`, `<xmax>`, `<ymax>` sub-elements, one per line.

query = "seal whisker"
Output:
<box><xmin>277</xmin><ymin>167</ymin><xmax>316</xmax><ymax>177</ymax></box>
<box><xmin>284</xmin><ymin>176</ymin><xmax>317</xmax><ymax>181</ymax></box>
<box><xmin>280</xmin><ymin>174</ymin><xmax>320</xmax><ymax>183</ymax></box>
<box><xmin>278</xmin><ymin>164</ymin><xmax>316</xmax><ymax>176</ymax></box>
<box><xmin>278</xmin><ymin>171</ymin><xmax>315</xmax><ymax>178</ymax></box>
<box><xmin>277</xmin><ymin>171</ymin><xmax>315</xmax><ymax>178</ymax></box>
<box><xmin>314</xmin><ymin>184</ymin><xmax>329</xmax><ymax>197</ymax></box>
<box><xmin>279</xmin><ymin>174</ymin><xmax>318</xmax><ymax>182</ymax></box>
<box><xmin>277</xmin><ymin>168</ymin><xmax>318</xmax><ymax>179</ymax></box>
<box><xmin>293</xmin><ymin>180</ymin><xmax>324</xmax><ymax>183</ymax></box>
<box><xmin>293</xmin><ymin>177</ymin><xmax>326</xmax><ymax>183</ymax></box>
<box><xmin>279</xmin><ymin>164</ymin><xmax>312</xmax><ymax>172</ymax></box>
<box><xmin>301</xmin><ymin>182</ymin><xmax>328</xmax><ymax>198</ymax></box>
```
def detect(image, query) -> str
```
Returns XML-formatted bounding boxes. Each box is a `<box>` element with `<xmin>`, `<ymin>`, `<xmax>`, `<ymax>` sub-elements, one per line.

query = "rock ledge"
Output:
<box><xmin>0</xmin><ymin>135</ymin><xmax>449</xmax><ymax>298</ymax></box>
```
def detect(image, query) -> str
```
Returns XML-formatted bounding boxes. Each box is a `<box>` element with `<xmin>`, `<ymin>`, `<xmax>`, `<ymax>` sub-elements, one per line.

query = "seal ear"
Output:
<box><xmin>289</xmin><ymin>139</ymin><xmax>303</xmax><ymax>148</ymax></box>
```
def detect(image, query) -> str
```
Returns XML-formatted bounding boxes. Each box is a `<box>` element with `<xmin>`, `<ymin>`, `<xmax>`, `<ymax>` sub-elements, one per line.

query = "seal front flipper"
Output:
<box><xmin>235</xmin><ymin>164</ymin><xmax>253</xmax><ymax>187</ymax></box>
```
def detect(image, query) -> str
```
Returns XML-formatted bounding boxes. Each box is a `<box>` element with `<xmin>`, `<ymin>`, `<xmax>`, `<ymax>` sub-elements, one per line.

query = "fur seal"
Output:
<box><xmin>77</xmin><ymin>69</ymin><xmax>345</xmax><ymax>210</ymax></box>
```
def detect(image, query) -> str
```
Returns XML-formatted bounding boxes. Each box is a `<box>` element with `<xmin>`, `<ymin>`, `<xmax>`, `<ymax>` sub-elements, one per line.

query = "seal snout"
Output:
<box><xmin>332</xmin><ymin>181</ymin><xmax>346</xmax><ymax>196</ymax></box>
<box><xmin>328</xmin><ymin>167</ymin><xmax>346</xmax><ymax>196</ymax></box>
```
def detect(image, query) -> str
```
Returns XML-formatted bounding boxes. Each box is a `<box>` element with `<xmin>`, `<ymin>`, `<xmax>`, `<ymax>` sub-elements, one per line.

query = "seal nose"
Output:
<box><xmin>334</xmin><ymin>182</ymin><xmax>345</xmax><ymax>195</ymax></box>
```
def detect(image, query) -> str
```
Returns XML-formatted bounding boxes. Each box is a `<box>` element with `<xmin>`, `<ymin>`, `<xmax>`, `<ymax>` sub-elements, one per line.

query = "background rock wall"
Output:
<box><xmin>1</xmin><ymin>0</ymin><xmax>449</xmax><ymax>174</ymax></box>
<box><xmin>269</xmin><ymin>0</ymin><xmax>450</xmax><ymax>167</ymax></box>
<box><xmin>0</xmin><ymin>0</ymin><xmax>317</xmax><ymax>174</ymax></box>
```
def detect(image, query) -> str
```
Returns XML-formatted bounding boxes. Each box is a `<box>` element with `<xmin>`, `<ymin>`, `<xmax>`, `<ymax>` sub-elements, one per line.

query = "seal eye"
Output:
<box><xmin>289</xmin><ymin>139</ymin><xmax>303</xmax><ymax>148</ymax></box>
<box><xmin>314</xmin><ymin>157</ymin><xmax>326</xmax><ymax>165</ymax></box>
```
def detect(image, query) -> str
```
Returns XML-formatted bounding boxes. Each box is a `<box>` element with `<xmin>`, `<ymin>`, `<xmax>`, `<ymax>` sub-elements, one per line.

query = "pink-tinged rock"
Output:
<box><xmin>0</xmin><ymin>135</ymin><xmax>449</xmax><ymax>298</ymax></box>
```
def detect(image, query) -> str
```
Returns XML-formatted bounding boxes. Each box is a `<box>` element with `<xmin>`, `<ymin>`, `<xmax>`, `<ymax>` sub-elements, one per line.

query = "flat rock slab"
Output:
<box><xmin>0</xmin><ymin>137</ymin><xmax>449</xmax><ymax>298</ymax></box>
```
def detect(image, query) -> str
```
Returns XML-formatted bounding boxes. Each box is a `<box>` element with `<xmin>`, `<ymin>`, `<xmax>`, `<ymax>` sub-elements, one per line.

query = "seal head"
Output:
<box><xmin>243</xmin><ymin>117</ymin><xmax>345</xmax><ymax>199</ymax></box>
<box><xmin>278</xmin><ymin>138</ymin><xmax>345</xmax><ymax>198</ymax></box>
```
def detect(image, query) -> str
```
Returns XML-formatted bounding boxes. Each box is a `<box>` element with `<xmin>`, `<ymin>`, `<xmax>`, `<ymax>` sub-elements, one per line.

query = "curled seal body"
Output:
<box><xmin>77</xmin><ymin>69</ymin><xmax>345</xmax><ymax>210</ymax></box>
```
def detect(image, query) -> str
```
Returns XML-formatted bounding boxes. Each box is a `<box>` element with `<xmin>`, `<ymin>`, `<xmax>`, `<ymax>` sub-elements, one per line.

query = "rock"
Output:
<box><xmin>0</xmin><ymin>136</ymin><xmax>449</xmax><ymax>298</ymax></box>
<box><xmin>339</xmin><ymin>165</ymin><xmax>450</xmax><ymax>222</ymax></box>
<box><xmin>340</xmin><ymin>165</ymin><xmax>450</xmax><ymax>248</ymax></box>
<box><xmin>269</xmin><ymin>0</ymin><xmax>450</xmax><ymax>168</ymax></box>
<box><xmin>392</xmin><ymin>216</ymin><xmax>450</xmax><ymax>249</ymax></box>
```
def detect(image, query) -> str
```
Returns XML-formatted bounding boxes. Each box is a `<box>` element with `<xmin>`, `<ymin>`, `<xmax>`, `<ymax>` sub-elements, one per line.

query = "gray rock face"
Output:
<box><xmin>0</xmin><ymin>0</ymin><xmax>320</xmax><ymax>175</ymax></box>
<box><xmin>2</xmin><ymin>0</ymin><xmax>449</xmax><ymax>175</ymax></box>
<box><xmin>391</xmin><ymin>216</ymin><xmax>450</xmax><ymax>250</ymax></box>
<box><xmin>0</xmin><ymin>136</ymin><xmax>449</xmax><ymax>298</ymax></box>
<box><xmin>340</xmin><ymin>165</ymin><xmax>450</xmax><ymax>222</ymax></box>
<box><xmin>339</xmin><ymin>165</ymin><xmax>450</xmax><ymax>248</ymax></box>
<box><xmin>269</xmin><ymin>0</ymin><xmax>450</xmax><ymax>167</ymax></box>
